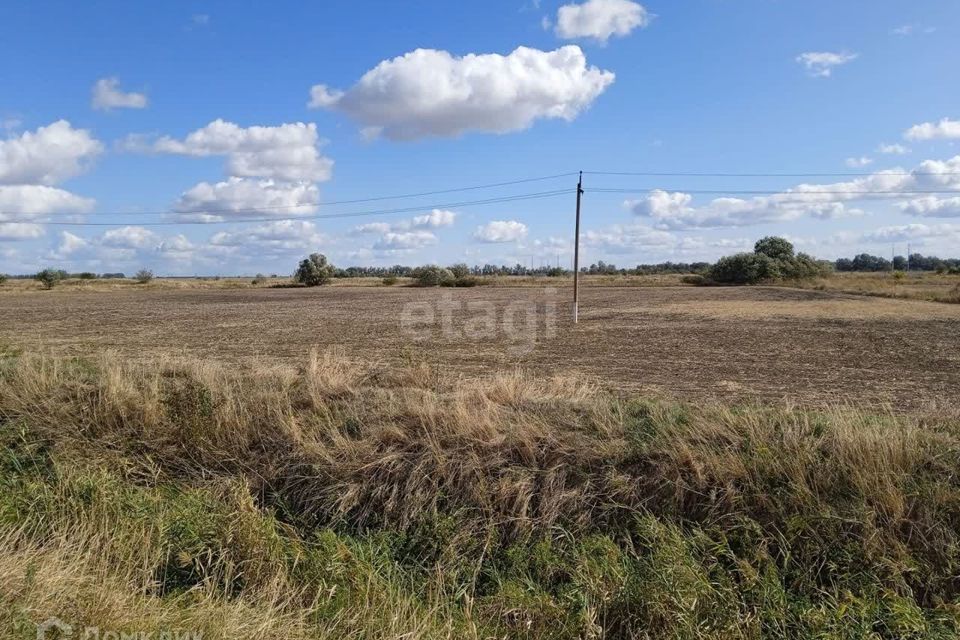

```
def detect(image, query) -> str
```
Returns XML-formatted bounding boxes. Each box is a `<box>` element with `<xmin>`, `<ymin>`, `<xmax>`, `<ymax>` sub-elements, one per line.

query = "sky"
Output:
<box><xmin>1</xmin><ymin>0</ymin><xmax>959</xmax><ymax>275</ymax></box>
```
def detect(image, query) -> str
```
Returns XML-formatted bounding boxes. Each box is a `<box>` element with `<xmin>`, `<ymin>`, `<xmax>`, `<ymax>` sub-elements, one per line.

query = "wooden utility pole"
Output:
<box><xmin>573</xmin><ymin>171</ymin><xmax>583</xmax><ymax>323</ymax></box>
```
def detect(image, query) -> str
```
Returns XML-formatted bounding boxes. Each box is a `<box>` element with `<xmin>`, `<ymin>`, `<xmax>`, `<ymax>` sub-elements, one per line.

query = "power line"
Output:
<box><xmin>17</xmin><ymin>189</ymin><xmax>571</xmax><ymax>227</ymax></box>
<box><xmin>590</xmin><ymin>188</ymin><xmax>960</xmax><ymax>196</ymax></box>
<box><xmin>0</xmin><ymin>171</ymin><xmax>578</xmax><ymax>219</ymax></box>
<box><xmin>584</xmin><ymin>170</ymin><xmax>960</xmax><ymax>178</ymax></box>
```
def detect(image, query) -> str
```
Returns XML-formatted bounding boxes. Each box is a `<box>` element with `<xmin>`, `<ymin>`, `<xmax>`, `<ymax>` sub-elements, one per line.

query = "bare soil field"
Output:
<box><xmin>3</xmin><ymin>284</ymin><xmax>958</xmax><ymax>409</ymax></box>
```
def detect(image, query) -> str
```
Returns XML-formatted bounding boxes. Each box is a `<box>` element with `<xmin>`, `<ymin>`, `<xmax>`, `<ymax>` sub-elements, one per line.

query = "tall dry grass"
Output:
<box><xmin>2</xmin><ymin>348</ymin><xmax>960</xmax><ymax>638</ymax></box>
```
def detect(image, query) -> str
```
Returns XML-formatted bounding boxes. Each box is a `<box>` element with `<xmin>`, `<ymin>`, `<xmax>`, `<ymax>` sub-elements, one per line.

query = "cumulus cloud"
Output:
<box><xmin>152</xmin><ymin>119</ymin><xmax>333</xmax><ymax>182</ymax></box>
<box><xmin>795</xmin><ymin>51</ymin><xmax>858</xmax><ymax>77</ymax></box>
<box><xmin>862</xmin><ymin>222</ymin><xmax>960</xmax><ymax>243</ymax></box>
<box><xmin>899</xmin><ymin>196</ymin><xmax>960</xmax><ymax>218</ymax></box>
<box><xmin>172</xmin><ymin>177</ymin><xmax>320</xmax><ymax>222</ymax></box>
<box><xmin>91</xmin><ymin>77</ymin><xmax>148</xmax><ymax>111</ymax></box>
<box><xmin>845</xmin><ymin>156</ymin><xmax>873</xmax><ymax>168</ymax></box>
<box><xmin>209</xmin><ymin>220</ymin><xmax>327</xmax><ymax>254</ymax></box>
<box><xmin>350</xmin><ymin>209</ymin><xmax>457</xmax><ymax>236</ymax></box>
<box><xmin>0</xmin><ymin>185</ymin><xmax>94</xmax><ymax>220</ymax></box>
<box><xmin>627</xmin><ymin>155</ymin><xmax>960</xmax><ymax>229</ymax></box>
<box><xmin>904</xmin><ymin>118</ymin><xmax>960</xmax><ymax>141</ymax></box>
<box><xmin>0</xmin><ymin>222</ymin><xmax>44</xmax><ymax>240</ymax></box>
<box><xmin>553</xmin><ymin>0</ymin><xmax>650</xmax><ymax>43</ymax></box>
<box><xmin>878</xmin><ymin>143</ymin><xmax>910</xmax><ymax>155</ymax></box>
<box><xmin>0</xmin><ymin>120</ymin><xmax>102</xmax><ymax>185</ymax></box>
<box><xmin>373</xmin><ymin>230</ymin><xmax>438</xmax><ymax>251</ymax></box>
<box><xmin>411</xmin><ymin>209</ymin><xmax>457</xmax><ymax>228</ymax></box>
<box><xmin>473</xmin><ymin>220</ymin><xmax>529</xmax><ymax>243</ymax></box>
<box><xmin>309</xmin><ymin>46</ymin><xmax>614</xmax><ymax>140</ymax></box>
<box><xmin>625</xmin><ymin>156</ymin><xmax>960</xmax><ymax>229</ymax></box>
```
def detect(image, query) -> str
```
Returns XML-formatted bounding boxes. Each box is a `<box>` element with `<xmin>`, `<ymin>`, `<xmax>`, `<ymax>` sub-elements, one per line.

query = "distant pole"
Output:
<box><xmin>573</xmin><ymin>171</ymin><xmax>583</xmax><ymax>323</ymax></box>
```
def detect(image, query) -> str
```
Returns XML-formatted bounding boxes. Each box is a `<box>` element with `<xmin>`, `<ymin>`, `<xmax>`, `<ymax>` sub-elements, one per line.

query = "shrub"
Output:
<box><xmin>709</xmin><ymin>253</ymin><xmax>781</xmax><ymax>284</ymax></box>
<box><xmin>294</xmin><ymin>253</ymin><xmax>335</xmax><ymax>287</ymax></box>
<box><xmin>454</xmin><ymin>276</ymin><xmax>479</xmax><ymax>287</ymax></box>
<box><xmin>413</xmin><ymin>265</ymin><xmax>455</xmax><ymax>287</ymax></box>
<box><xmin>754</xmin><ymin>236</ymin><xmax>795</xmax><ymax>261</ymax></box>
<box><xmin>893</xmin><ymin>270</ymin><xmax>906</xmax><ymax>281</ymax></box>
<box><xmin>35</xmin><ymin>268</ymin><xmax>62</xmax><ymax>290</ymax></box>
<box><xmin>709</xmin><ymin>238</ymin><xmax>831</xmax><ymax>285</ymax></box>
<box><xmin>449</xmin><ymin>263</ymin><xmax>471</xmax><ymax>279</ymax></box>
<box><xmin>0</xmin><ymin>274</ymin><xmax>7</xmax><ymax>286</ymax></box>
<box><xmin>382</xmin><ymin>276</ymin><xmax>399</xmax><ymax>286</ymax></box>
<box><xmin>134</xmin><ymin>269</ymin><xmax>154</xmax><ymax>284</ymax></box>
<box><xmin>251</xmin><ymin>274</ymin><xmax>267</xmax><ymax>285</ymax></box>
<box><xmin>77</xmin><ymin>272</ymin><xmax>97</xmax><ymax>280</ymax></box>
<box><xmin>680</xmin><ymin>274</ymin><xmax>706</xmax><ymax>286</ymax></box>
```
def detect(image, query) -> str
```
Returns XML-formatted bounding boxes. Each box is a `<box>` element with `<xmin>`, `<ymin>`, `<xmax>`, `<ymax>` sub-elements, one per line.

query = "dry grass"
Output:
<box><xmin>2</xmin><ymin>348</ymin><xmax>960</xmax><ymax>637</ymax></box>
<box><xmin>4</xmin><ymin>285</ymin><xmax>960</xmax><ymax>409</ymax></box>
<box><xmin>795</xmin><ymin>271</ymin><xmax>960</xmax><ymax>304</ymax></box>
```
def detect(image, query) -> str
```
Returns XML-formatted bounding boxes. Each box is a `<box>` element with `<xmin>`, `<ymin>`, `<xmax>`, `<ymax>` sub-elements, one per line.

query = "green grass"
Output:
<box><xmin>1</xmin><ymin>351</ymin><xmax>959</xmax><ymax>638</ymax></box>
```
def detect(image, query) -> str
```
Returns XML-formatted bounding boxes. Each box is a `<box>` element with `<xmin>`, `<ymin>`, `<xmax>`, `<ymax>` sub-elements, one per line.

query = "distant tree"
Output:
<box><xmin>294</xmin><ymin>253</ymin><xmax>335</xmax><ymax>286</ymax></box>
<box><xmin>754</xmin><ymin>236</ymin><xmax>795</xmax><ymax>261</ymax></box>
<box><xmin>851</xmin><ymin>253</ymin><xmax>892</xmax><ymax>272</ymax></box>
<box><xmin>35</xmin><ymin>268</ymin><xmax>62</xmax><ymax>290</ymax></box>
<box><xmin>448</xmin><ymin>263</ymin><xmax>470</xmax><ymax>279</ymax></box>
<box><xmin>76</xmin><ymin>272</ymin><xmax>97</xmax><ymax>280</ymax></box>
<box><xmin>709</xmin><ymin>253</ymin><xmax>781</xmax><ymax>284</ymax></box>
<box><xmin>893</xmin><ymin>256</ymin><xmax>907</xmax><ymax>271</ymax></box>
<box><xmin>0</xmin><ymin>274</ymin><xmax>7</xmax><ymax>285</ymax></box>
<box><xmin>135</xmin><ymin>269</ymin><xmax>154</xmax><ymax>284</ymax></box>
<box><xmin>413</xmin><ymin>265</ymin><xmax>455</xmax><ymax>287</ymax></box>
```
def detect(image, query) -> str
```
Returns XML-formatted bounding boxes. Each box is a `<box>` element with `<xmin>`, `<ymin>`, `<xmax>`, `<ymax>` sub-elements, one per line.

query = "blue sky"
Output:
<box><xmin>1</xmin><ymin>0</ymin><xmax>959</xmax><ymax>275</ymax></box>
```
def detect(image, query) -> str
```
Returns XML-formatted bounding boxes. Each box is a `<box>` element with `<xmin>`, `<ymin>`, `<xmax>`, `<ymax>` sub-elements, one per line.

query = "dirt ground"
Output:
<box><xmin>3</xmin><ymin>284</ymin><xmax>959</xmax><ymax>409</ymax></box>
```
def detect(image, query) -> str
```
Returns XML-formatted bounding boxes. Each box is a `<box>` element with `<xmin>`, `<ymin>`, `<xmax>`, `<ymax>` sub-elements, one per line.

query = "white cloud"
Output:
<box><xmin>845</xmin><ymin>156</ymin><xmax>873</xmax><ymax>168</ymax></box>
<box><xmin>101</xmin><ymin>225</ymin><xmax>160</xmax><ymax>249</ymax></box>
<box><xmin>0</xmin><ymin>185</ymin><xmax>95</xmax><ymax>220</ymax></box>
<box><xmin>627</xmin><ymin>155</ymin><xmax>960</xmax><ymax>229</ymax></box>
<box><xmin>373</xmin><ymin>230</ymin><xmax>437</xmax><ymax>251</ymax></box>
<box><xmin>878</xmin><ymin>143</ymin><xmax>910</xmax><ymax>155</ymax></box>
<box><xmin>0</xmin><ymin>222</ymin><xmax>44</xmax><ymax>240</ymax></box>
<box><xmin>583</xmin><ymin>223</ymin><xmax>676</xmax><ymax>252</ymax></box>
<box><xmin>411</xmin><ymin>209</ymin><xmax>457</xmax><ymax>228</ymax></box>
<box><xmin>473</xmin><ymin>220</ymin><xmax>529</xmax><ymax>243</ymax></box>
<box><xmin>862</xmin><ymin>223</ymin><xmax>960</xmax><ymax>243</ymax></box>
<box><xmin>172</xmin><ymin>177</ymin><xmax>319</xmax><ymax>221</ymax></box>
<box><xmin>91</xmin><ymin>77</ymin><xmax>148</xmax><ymax>111</ymax></box>
<box><xmin>209</xmin><ymin>220</ymin><xmax>327</xmax><ymax>254</ymax></box>
<box><xmin>350</xmin><ymin>209</ymin><xmax>457</xmax><ymax>235</ymax></box>
<box><xmin>904</xmin><ymin>118</ymin><xmax>960</xmax><ymax>141</ymax></box>
<box><xmin>899</xmin><ymin>196</ymin><xmax>960</xmax><ymax>218</ymax></box>
<box><xmin>0</xmin><ymin>120</ymin><xmax>102</xmax><ymax>185</ymax></box>
<box><xmin>795</xmin><ymin>51</ymin><xmax>858</xmax><ymax>78</ymax></box>
<box><xmin>309</xmin><ymin>46</ymin><xmax>614</xmax><ymax>140</ymax></box>
<box><xmin>891</xmin><ymin>24</ymin><xmax>935</xmax><ymax>36</ymax></box>
<box><xmin>153</xmin><ymin>119</ymin><xmax>333</xmax><ymax>182</ymax></box>
<box><xmin>554</xmin><ymin>0</ymin><xmax>650</xmax><ymax>43</ymax></box>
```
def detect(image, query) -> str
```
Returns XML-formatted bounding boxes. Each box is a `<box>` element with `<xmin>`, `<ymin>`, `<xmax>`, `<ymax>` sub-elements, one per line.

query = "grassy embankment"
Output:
<box><xmin>2</xmin><ymin>347</ymin><xmax>960</xmax><ymax>638</ymax></box>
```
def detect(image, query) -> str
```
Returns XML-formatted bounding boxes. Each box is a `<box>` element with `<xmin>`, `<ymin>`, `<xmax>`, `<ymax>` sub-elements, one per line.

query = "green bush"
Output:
<box><xmin>0</xmin><ymin>274</ymin><xmax>7</xmax><ymax>286</ymax></box>
<box><xmin>77</xmin><ymin>272</ymin><xmax>97</xmax><ymax>280</ymax></box>
<box><xmin>381</xmin><ymin>276</ymin><xmax>399</xmax><ymax>286</ymax></box>
<box><xmin>449</xmin><ymin>263</ymin><xmax>471</xmax><ymax>279</ymax></box>
<box><xmin>34</xmin><ymin>268</ymin><xmax>62</xmax><ymax>290</ymax></box>
<box><xmin>294</xmin><ymin>253</ymin><xmax>335</xmax><ymax>287</ymax></box>
<box><xmin>680</xmin><ymin>274</ymin><xmax>706</xmax><ymax>286</ymax></box>
<box><xmin>709</xmin><ymin>253</ymin><xmax>781</xmax><ymax>284</ymax></box>
<box><xmin>413</xmin><ymin>265</ymin><xmax>455</xmax><ymax>287</ymax></box>
<box><xmin>708</xmin><ymin>237</ymin><xmax>830</xmax><ymax>285</ymax></box>
<box><xmin>454</xmin><ymin>276</ymin><xmax>479</xmax><ymax>287</ymax></box>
